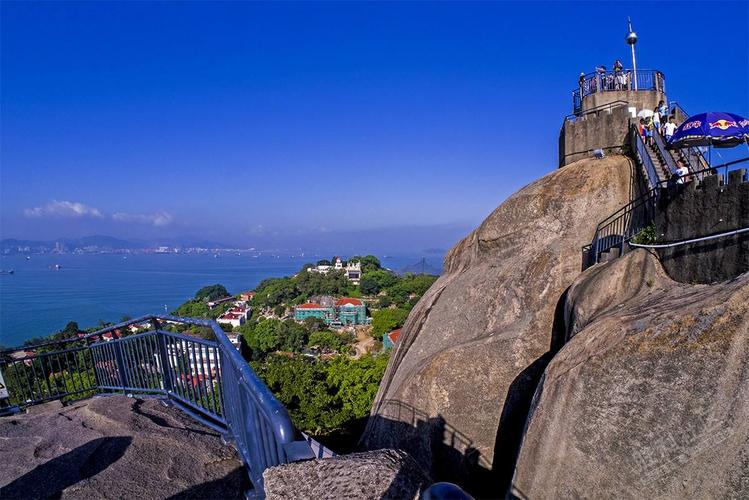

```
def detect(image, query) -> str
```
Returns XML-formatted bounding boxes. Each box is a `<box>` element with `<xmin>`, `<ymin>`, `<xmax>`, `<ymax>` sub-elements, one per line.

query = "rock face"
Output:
<box><xmin>362</xmin><ymin>155</ymin><xmax>636</xmax><ymax>494</ymax></box>
<box><xmin>0</xmin><ymin>396</ymin><xmax>247</xmax><ymax>499</ymax></box>
<box><xmin>512</xmin><ymin>249</ymin><xmax>749</xmax><ymax>498</ymax></box>
<box><xmin>263</xmin><ymin>449</ymin><xmax>431</xmax><ymax>499</ymax></box>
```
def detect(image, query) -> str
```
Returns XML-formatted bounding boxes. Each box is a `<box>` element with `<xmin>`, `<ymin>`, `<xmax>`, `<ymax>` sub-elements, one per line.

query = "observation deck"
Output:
<box><xmin>572</xmin><ymin>68</ymin><xmax>666</xmax><ymax>116</ymax></box>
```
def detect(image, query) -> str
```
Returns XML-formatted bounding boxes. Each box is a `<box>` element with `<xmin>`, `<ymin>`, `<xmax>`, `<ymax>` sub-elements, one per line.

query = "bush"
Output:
<box><xmin>631</xmin><ymin>222</ymin><xmax>657</xmax><ymax>245</ymax></box>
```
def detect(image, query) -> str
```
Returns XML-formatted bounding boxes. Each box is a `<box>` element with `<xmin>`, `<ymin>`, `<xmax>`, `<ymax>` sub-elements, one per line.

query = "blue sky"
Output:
<box><xmin>1</xmin><ymin>1</ymin><xmax>747</xmax><ymax>251</ymax></box>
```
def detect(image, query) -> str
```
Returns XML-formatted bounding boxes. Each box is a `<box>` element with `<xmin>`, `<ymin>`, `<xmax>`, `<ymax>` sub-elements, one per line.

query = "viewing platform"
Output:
<box><xmin>560</xmin><ymin>68</ymin><xmax>668</xmax><ymax>167</ymax></box>
<box><xmin>572</xmin><ymin>68</ymin><xmax>666</xmax><ymax>116</ymax></box>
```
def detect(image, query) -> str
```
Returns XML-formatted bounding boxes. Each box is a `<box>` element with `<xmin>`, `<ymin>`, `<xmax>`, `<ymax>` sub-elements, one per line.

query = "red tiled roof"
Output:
<box><xmin>221</xmin><ymin>313</ymin><xmax>241</xmax><ymax>319</ymax></box>
<box><xmin>297</xmin><ymin>303</ymin><xmax>324</xmax><ymax>309</ymax></box>
<box><xmin>388</xmin><ymin>329</ymin><xmax>402</xmax><ymax>343</ymax></box>
<box><xmin>336</xmin><ymin>298</ymin><xmax>362</xmax><ymax>306</ymax></box>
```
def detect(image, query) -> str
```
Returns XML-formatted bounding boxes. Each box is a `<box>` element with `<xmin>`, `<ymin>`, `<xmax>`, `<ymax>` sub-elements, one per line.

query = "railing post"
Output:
<box><xmin>592</xmin><ymin>231</ymin><xmax>600</xmax><ymax>264</ymax></box>
<box><xmin>113</xmin><ymin>341</ymin><xmax>129</xmax><ymax>390</ymax></box>
<box><xmin>152</xmin><ymin>318</ymin><xmax>173</xmax><ymax>394</ymax></box>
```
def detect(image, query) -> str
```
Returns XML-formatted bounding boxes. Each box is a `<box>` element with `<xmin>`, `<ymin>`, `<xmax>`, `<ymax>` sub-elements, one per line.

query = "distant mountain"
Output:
<box><xmin>399</xmin><ymin>258</ymin><xmax>441</xmax><ymax>276</ymax></box>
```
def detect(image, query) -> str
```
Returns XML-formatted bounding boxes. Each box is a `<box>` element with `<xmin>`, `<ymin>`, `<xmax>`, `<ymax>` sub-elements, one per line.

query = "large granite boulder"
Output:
<box><xmin>512</xmin><ymin>249</ymin><xmax>749</xmax><ymax>498</ymax></box>
<box><xmin>362</xmin><ymin>155</ymin><xmax>635</xmax><ymax>494</ymax></box>
<box><xmin>263</xmin><ymin>449</ymin><xmax>431</xmax><ymax>499</ymax></box>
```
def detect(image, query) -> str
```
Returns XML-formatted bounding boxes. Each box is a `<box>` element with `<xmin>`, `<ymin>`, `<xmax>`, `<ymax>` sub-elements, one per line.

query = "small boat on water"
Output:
<box><xmin>0</xmin><ymin>269</ymin><xmax>14</xmax><ymax>275</ymax></box>
<box><xmin>48</xmin><ymin>264</ymin><xmax>62</xmax><ymax>270</ymax></box>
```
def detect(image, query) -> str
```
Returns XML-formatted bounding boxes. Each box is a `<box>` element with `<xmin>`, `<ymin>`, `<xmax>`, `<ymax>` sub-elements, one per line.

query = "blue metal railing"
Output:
<box><xmin>0</xmin><ymin>314</ymin><xmax>315</xmax><ymax>496</ymax></box>
<box><xmin>631</xmin><ymin>123</ymin><xmax>663</xmax><ymax>189</ymax></box>
<box><xmin>572</xmin><ymin>68</ymin><xmax>665</xmax><ymax>115</ymax></box>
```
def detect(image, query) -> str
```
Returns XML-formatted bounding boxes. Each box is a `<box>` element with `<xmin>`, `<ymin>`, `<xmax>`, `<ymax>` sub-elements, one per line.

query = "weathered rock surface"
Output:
<box><xmin>362</xmin><ymin>155</ymin><xmax>636</xmax><ymax>493</ymax></box>
<box><xmin>512</xmin><ymin>249</ymin><xmax>749</xmax><ymax>499</ymax></box>
<box><xmin>0</xmin><ymin>395</ymin><xmax>247</xmax><ymax>499</ymax></box>
<box><xmin>263</xmin><ymin>448</ymin><xmax>431</xmax><ymax>499</ymax></box>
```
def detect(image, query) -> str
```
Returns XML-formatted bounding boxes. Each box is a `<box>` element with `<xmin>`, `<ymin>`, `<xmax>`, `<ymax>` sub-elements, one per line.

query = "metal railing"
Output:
<box><xmin>0</xmin><ymin>315</ymin><xmax>315</xmax><ymax>496</ymax></box>
<box><xmin>590</xmin><ymin>186</ymin><xmax>659</xmax><ymax>264</ymax></box>
<box><xmin>589</xmin><ymin>161</ymin><xmax>737</xmax><ymax>265</ymax></box>
<box><xmin>572</xmin><ymin>69</ymin><xmax>665</xmax><ymax>114</ymax></box>
<box><xmin>631</xmin><ymin>123</ymin><xmax>663</xmax><ymax>189</ymax></box>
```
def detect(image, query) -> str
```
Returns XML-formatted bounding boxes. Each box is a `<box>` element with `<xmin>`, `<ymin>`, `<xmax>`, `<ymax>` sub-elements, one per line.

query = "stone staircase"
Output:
<box><xmin>646</xmin><ymin>140</ymin><xmax>673</xmax><ymax>182</ymax></box>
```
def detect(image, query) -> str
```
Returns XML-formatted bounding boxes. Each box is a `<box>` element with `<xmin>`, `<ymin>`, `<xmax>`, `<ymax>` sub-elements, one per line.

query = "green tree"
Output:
<box><xmin>242</xmin><ymin>319</ymin><xmax>283</xmax><ymax>359</ymax></box>
<box><xmin>371</xmin><ymin>308</ymin><xmax>409</xmax><ymax>338</ymax></box>
<box><xmin>195</xmin><ymin>284</ymin><xmax>229</xmax><ymax>302</ymax></box>
<box><xmin>308</xmin><ymin>330</ymin><xmax>351</xmax><ymax>353</ymax></box>
<box><xmin>303</xmin><ymin>317</ymin><xmax>328</xmax><ymax>333</ymax></box>
<box><xmin>281</xmin><ymin>320</ymin><xmax>309</xmax><ymax>352</ymax></box>
<box><xmin>360</xmin><ymin>269</ymin><xmax>398</xmax><ymax>295</ymax></box>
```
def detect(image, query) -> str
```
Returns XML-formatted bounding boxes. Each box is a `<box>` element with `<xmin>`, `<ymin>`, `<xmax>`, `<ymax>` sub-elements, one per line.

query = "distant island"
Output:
<box><xmin>0</xmin><ymin>235</ymin><xmax>249</xmax><ymax>255</ymax></box>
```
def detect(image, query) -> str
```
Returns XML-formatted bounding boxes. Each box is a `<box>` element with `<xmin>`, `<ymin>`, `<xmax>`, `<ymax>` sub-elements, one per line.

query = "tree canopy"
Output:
<box><xmin>371</xmin><ymin>308</ymin><xmax>410</xmax><ymax>338</ymax></box>
<box><xmin>194</xmin><ymin>284</ymin><xmax>230</xmax><ymax>302</ymax></box>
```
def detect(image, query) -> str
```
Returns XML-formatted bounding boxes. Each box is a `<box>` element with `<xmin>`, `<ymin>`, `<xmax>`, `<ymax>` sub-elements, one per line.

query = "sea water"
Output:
<box><xmin>0</xmin><ymin>253</ymin><xmax>437</xmax><ymax>347</ymax></box>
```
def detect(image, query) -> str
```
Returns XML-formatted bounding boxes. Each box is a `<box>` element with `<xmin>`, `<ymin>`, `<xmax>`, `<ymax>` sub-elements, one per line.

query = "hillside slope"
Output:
<box><xmin>361</xmin><ymin>155</ymin><xmax>636</xmax><ymax>493</ymax></box>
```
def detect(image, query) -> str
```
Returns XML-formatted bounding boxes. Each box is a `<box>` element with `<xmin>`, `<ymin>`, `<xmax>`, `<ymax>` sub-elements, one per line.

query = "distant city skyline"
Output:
<box><xmin>2</xmin><ymin>1</ymin><xmax>747</xmax><ymax>252</ymax></box>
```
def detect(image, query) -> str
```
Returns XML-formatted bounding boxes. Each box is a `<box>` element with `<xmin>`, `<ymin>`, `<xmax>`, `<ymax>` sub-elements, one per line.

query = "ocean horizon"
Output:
<box><xmin>0</xmin><ymin>252</ymin><xmax>441</xmax><ymax>348</ymax></box>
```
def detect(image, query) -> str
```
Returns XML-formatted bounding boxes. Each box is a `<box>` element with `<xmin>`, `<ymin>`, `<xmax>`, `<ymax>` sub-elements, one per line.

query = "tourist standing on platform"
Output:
<box><xmin>596</xmin><ymin>65</ymin><xmax>607</xmax><ymax>90</ymax></box>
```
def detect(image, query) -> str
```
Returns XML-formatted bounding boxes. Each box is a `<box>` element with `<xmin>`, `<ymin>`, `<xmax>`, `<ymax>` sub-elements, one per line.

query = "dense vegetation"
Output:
<box><xmin>5</xmin><ymin>255</ymin><xmax>438</xmax><ymax>449</ymax></box>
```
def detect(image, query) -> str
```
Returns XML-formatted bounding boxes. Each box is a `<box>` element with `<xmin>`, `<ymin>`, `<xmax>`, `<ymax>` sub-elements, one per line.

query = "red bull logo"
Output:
<box><xmin>682</xmin><ymin>120</ymin><xmax>701</xmax><ymax>131</ymax></box>
<box><xmin>709</xmin><ymin>119</ymin><xmax>737</xmax><ymax>130</ymax></box>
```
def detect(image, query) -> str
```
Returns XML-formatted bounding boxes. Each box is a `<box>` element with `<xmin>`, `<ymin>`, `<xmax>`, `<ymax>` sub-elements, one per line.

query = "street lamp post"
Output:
<box><xmin>626</xmin><ymin>18</ymin><xmax>638</xmax><ymax>91</ymax></box>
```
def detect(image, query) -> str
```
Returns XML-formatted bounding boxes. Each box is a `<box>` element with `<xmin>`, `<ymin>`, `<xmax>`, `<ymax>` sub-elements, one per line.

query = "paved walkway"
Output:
<box><xmin>0</xmin><ymin>395</ymin><xmax>247</xmax><ymax>499</ymax></box>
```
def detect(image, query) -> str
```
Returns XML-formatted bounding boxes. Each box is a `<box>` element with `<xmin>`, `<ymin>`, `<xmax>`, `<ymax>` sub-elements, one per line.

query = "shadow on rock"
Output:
<box><xmin>167</xmin><ymin>466</ymin><xmax>250</xmax><ymax>500</ymax></box>
<box><xmin>491</xmin><ymin>287</ymin><xmax>570</xmax><ymax>498</ymax></box>
<box><xmin>363</xmin><ymin>400</ymin><xmax>488</xmax><ymax>497</ymax></box>
<box><xmin>0</xmin><ymin>436</ymin><xmax>132</xmax><ymax>499</ymax></box>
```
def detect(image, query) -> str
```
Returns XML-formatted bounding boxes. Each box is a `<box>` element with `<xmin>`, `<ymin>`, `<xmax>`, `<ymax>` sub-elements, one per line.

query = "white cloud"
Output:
<box><xmin>112</xmin><ymin>211</ymin><xmax>174</xmax><ymax>227</ymax></box>
<box><xmin>23</xmin><ymin>201</ymin><xmax>173</xmax><ymax>227</ymax></box>
<box><xmin>24</xmin><ymin>200</ymin><xmax>104</xmax><ymax>219</ymax></box>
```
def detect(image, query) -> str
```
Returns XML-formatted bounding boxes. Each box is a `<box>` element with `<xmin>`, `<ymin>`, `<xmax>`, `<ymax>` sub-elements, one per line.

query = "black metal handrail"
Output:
<box><xmin>572</xmin><ymin>68</ymin><xmax>665</xmax><ymax>114</ymax></box>
<box><xmin>0</xmin><ymin>314</ymin><xmax>319</xmax><ymax>496</ymax></box>
<box><xmin>590</xmin><ymin>161</ymin><xmax>735</xmax><ymax>265</ymax></box>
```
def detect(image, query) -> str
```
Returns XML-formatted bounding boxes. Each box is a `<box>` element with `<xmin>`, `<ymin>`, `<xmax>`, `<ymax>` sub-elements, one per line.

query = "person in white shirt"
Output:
<box><xmin>663</xmin><ymin>116</ymin><xmax>678</xmax><ymax>142</ymax></box>
<box><xmin>675</xmin><ymin>160</ymin><xmax>689</xmax><ymax>184</ymax></box>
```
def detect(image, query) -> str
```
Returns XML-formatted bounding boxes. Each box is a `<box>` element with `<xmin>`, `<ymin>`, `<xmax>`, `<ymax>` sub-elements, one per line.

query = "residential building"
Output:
<box><xmin>240</xmin><ymin>291</ymin><xmax>256</xmax><ymax>302</ymax></box>
<box><xmin>383</xmin><ymin>328</ymin><xmax>402</xmax><ymax>350</ymax></box>
<box><xmin>217</xmin><ymin>303</ymin><xmax>250</xmax><ymax>328</ymax></box>
<box><xmin>306</xmin><ymin>257</ymin><xmax>362</xmax><ymax>284</ymax></box>
<box><xmin>293</xmin><ymin>303</ymin><xmax>335</xmax><ymax>323</ymax></box>
<box><xmin>335</xmin><ymin>298</ymin><xmax>367</xmax><ymax>325</ymax></box>
<box><xmin>294</xmin><ymin>298</ymin><xmax>369</xmax><ymax>326</ymax></box>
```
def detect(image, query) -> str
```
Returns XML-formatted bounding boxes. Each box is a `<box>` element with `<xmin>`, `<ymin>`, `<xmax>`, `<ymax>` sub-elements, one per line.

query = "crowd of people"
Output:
<box><xmin>638</xmin><ymin>100</ymin><xmax>678</xmax><ymax>146</ymax></box>
<box><xmin>577</xmin><ymin>59</ymin><xmax>664</xmax><ymax>96</ymax></box>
